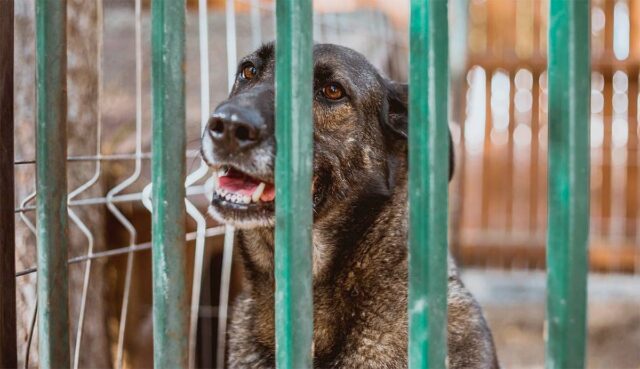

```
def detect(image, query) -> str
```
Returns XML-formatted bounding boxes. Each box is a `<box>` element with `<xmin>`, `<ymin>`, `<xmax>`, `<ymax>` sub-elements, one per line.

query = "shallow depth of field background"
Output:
<box><xmin>11</xmin><ymin>0</ymin><xmax>640</xmax><ymax>368</ymax></box>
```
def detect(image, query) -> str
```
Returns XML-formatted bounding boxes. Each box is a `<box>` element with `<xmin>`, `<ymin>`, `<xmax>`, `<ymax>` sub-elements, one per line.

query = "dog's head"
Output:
<box><xmin>201</xmin><ymin>42</ymin><xmax>453</xmax><ymax>229</ymax></box>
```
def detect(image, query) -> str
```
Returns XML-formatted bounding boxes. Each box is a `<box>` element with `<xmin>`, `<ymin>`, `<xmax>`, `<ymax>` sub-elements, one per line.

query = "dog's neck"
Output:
<box><xmin>238</xmin><ymin>156</ymin><xmax>409</xmax><ymax>278</ymax></box>
<box><xmin>236</xmin><ymin>149</ymin><xmax>408</xmax><ymax>284</ymax></box>
<box><xmin>233</xmin><ymin>154</ymin><xmax>412</xmax><ymax>358</ymax></box>
<box><xmin>236</xmin><ymin>188</ymin><xmax>395</xmax><ymax>283</ymax></box>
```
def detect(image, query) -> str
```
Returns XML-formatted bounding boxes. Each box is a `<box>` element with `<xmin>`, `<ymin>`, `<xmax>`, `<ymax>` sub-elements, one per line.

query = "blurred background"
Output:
<box><xmin>11</xmin><ymin>0</ymin><xmax>640</xmax><ymax>368</ymax></box>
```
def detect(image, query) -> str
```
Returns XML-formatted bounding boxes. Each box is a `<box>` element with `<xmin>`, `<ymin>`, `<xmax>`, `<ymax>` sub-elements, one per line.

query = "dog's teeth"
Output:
<box><xmin>252</xmin><ymin>182</ymin><xmax>266</xmax><ymax>203</ymax></box>
<box><xmin>218</xmin><ymin>189</ymin><xmax>251</xmax><ymax>204</ymax></box>
<box><xmin>222</xmin><ymin>166</ymin><xmax>231</xmax><ymax>176</ymax></box>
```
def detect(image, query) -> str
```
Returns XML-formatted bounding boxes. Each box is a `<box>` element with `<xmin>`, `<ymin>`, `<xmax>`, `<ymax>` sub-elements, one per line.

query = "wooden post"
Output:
<box><xmin>0</xmin><ymin>0</ymin><xmax>18</xmax><ymax>366</ymax></box>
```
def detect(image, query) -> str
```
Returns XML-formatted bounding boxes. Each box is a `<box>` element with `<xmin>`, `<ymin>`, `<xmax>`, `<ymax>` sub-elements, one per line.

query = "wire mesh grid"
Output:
<box><xmin>13</xmin><ymin>0</ymin><xmax>230</xmax><ymax>367</ymax></box>
<box><xmin>12</xmin><ymin>1</ymin><xmax>403</xmax><ymax>368</ymax></box>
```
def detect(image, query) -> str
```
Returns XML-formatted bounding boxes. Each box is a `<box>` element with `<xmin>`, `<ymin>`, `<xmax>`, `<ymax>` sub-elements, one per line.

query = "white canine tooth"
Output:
<box><xmin>242</xmin><ymin>195</ymin><xmax>251</xmax><ymax>204</ymax></box>
<box><xmin>217</xmin><ymin>167</ymin><xmax>229</xmax><ymax>177</ymax></box>
<box><xmin>225</xmin><ymin>194</ymin><xmax>232</xmax><ymax>201</ymax></box>
<box><xmin>252</xmin><ymin>182</ymin><xmax>266</xmax><ymax>203</ymax></box>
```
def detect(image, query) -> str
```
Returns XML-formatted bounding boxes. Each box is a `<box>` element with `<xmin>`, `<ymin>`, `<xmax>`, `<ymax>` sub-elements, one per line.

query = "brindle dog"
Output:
<box><xmin>201</xmin><ymin>42</ymin><xmax>499</xmax><ymax>369</ymax></box>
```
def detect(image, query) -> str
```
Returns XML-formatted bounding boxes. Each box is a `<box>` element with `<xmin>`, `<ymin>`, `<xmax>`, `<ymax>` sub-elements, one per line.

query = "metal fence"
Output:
<box><xmin>1</xmin><ymin>0</ymin><xmax>591</xmax><ymax>369</ymax></box>
<box><xmin>8</xmin><ymin>1</ymin><xmax>229</xmax><ymax>367</ymax></box>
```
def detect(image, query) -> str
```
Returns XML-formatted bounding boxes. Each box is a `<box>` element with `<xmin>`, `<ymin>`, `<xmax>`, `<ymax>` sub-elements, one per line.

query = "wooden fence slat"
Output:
<box><xmin>0</xmin><ymin>0</ymin><xmax>17</xmax><ymax>366</ymax></box>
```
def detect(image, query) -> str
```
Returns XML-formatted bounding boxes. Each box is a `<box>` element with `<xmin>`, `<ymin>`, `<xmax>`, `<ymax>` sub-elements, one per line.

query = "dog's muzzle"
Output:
<box><xmin>207</xmin><ymin>103</ymin><xmax>265</xmax><ymax>154</ymax></box>
<box><xmin>201</xmin><ymin>87</ymin><xmax>277</xmax><ymax>227</ymax></box>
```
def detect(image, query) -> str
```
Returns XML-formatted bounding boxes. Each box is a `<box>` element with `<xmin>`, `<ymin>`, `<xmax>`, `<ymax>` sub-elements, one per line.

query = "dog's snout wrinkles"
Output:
<box><xmin>208</xmin><ymin>104</ymin><xmax>263</xmax><ymax>151</ymax></box>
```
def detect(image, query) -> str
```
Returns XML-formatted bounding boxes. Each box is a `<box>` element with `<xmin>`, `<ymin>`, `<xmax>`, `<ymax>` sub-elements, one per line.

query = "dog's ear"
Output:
<box><xmin>382</xmin><ymin>80</ymin><xmax>455</xmax><ymax>181</ymax></box>
<box><xmin>383</xmin><ymin>81</ymin><xmax>409</xmax><ymax>139</ymax></box>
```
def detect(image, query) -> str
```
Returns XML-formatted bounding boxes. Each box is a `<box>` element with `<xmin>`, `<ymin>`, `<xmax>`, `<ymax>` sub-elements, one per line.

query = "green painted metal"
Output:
<box><xmin>546</xmin><ymin>1</ymin><xmax>590</xmax><ymax>368</ymax></box>
<box><xmin>35</xmin><ymin>0</ymin><xmax>70</xmax><ymax>367</ymax></box>
<box><xmin>150</xmin><ymin>1</ymin><xmax>188</xmax><ymax>368</ymax></box>
<box><xmin>274</xmin><ymin>0</ymin><xmax>314</xmax><ymax>368</ymax></box>
<box><xmin>408</xmin><ymin>0</ymin><xmax>449</xmax><ymax>368</ymax></box>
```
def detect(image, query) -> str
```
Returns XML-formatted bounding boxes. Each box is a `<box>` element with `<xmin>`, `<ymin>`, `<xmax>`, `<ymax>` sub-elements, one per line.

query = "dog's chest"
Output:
<box><xmin>248</xmin><ymin>278</ymin><xmax>355</xmax><ymax>360</ymax></box>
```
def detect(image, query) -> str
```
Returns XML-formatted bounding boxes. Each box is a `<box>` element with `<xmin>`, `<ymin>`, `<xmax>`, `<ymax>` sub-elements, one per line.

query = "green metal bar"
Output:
<box><xmin>408</xmin><ymin>0</ymin><xmax>449</xmax><ymax>368</ymax></box>
<box><xmin>274</xmin><ymin>0</ymin><xmax>314</xmax><ymax>368</ymax></box>
<box><xmin>150</xmin><ymin>1</ymin><xmax>188</xmax><ymax>368</ymax></box>
<box><xmin>35</xmin><ymin>0</ymin><xmax>70</xmax><ymax>367</ymax></box>
<box><xmin>546</xmin><ymin>1</ymin><xmax>590</xmax><ymax>368</ymax></box>
<box><xmin>0</xmin><ymin>0</ymin><xmax>17</xmax><ymax>367</ymax></box>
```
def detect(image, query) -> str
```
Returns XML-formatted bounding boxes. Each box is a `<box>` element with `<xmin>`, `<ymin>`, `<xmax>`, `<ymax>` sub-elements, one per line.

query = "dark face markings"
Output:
<box><xmin>201</xmin><ymin>42</ymin><xmax>453</xmax><ymax>229</ymax></box>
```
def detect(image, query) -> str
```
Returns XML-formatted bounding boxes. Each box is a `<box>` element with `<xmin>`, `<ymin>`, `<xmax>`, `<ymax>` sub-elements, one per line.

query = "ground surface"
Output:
<box><xmin>463</xmin><ymin>269</ymin><xmax>640</xmax><ymax>369</ymax></box>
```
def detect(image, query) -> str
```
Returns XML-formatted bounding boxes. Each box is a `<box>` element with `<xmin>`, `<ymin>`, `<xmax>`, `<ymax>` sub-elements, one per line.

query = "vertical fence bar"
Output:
<box><xmin>274</xmin><ymin>0</ymin><xmax>314</xmax><ymax>368</ymax></box>
<box><xmin>546</xmin><ymin>1</ymin><xmax>590</xmax><ymax>368</ymax></box>
<box><xmin>408</xmin><ymin>0</ymin><xmax>449</xmax><ymax>368</ymax></box>
<box><xmin>151</xmin><ymin>1</ymin><xmax>188</xmax><ymax>368</ymax></box>
<box><xmin>35</xmin><ymin>0</ymin><xmax>70</xmax><ymax>367</ymax></box>
<box><xmin>0</xmin><ymin>0</ymin><xmax>17</xmax><ymax>367</ymax></box>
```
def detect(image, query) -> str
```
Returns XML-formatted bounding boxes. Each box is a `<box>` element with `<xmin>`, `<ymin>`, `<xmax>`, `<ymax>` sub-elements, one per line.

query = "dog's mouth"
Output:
<box><xmin>208</xmin><ymin>162</ymin><xmax>325</xmax><ymax>228</ymax></box>
<box><xmin>208</xmin><ymin>165</ymin><xmax>276</xmax><ymax>228</ymax></box>
<box><xmin>214</xmin><ymin>166</ymin><xmax>276</xmax><ymax>205</ymax></box>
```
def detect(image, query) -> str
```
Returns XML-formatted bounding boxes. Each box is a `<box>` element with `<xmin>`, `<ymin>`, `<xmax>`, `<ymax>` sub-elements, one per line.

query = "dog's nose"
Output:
<box><xmin>208</xmin><ymin>104</ymin><xmax>263</xmax><ymax>151</ymax></box>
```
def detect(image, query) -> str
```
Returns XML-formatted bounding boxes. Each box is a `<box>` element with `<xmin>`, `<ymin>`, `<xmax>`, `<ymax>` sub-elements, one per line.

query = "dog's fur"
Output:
<box><xmin>201</xmin><ymin>42</ymin><xmax>499</xmax><ymax>369</ymax></box>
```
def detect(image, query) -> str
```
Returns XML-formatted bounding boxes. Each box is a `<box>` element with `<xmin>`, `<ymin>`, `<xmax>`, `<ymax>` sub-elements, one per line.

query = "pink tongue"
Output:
<box><xmin>218</xmin><ymin>175</ymin><xmax>275</xmax><ymax>202</ymax></box>
<box><xmin>218</xmin><ymin>176</ymin><xmax>258</xmax><ymax>196</ymax></box>
<box><xmin>260</xmin><ymin>185</ymin><xmax>275</xmax><ymax>202</ymax></box>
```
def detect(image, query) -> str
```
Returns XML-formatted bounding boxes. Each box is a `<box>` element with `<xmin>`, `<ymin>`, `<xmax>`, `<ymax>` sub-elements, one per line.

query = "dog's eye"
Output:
<box><xmin>322</xmin><ymin>83</ymin><xmax>345</xmax><ymax>100</ymax></box>
<box><xmin>241</xmin><ymin>64</ymin><xmax>257</xmax><ymax>80</ymax></box>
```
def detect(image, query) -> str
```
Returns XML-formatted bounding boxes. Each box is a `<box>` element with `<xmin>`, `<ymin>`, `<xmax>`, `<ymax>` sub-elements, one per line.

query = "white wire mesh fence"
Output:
<box><xmin>11</xmin><ymin>0</ymin><xmax>640</xmax><ymax>367</ymax></box>
<box><xmin>12</xmin><ymin>1</ymin><xmax>401</xmax><ymax>368</ymax></box>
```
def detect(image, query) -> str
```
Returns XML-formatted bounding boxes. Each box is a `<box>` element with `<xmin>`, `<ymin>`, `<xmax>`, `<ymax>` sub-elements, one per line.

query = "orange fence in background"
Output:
<box><xmin>453</xmin><ymin>0</ymin><xmax>640</xmax><ymax>273</ymax></box>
